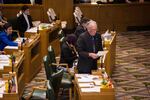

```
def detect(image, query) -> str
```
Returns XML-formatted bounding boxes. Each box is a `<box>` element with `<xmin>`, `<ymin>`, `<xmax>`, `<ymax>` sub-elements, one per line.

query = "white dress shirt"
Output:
<box><xmin>23</xmin><ymin>13</ymin><xmax>30</xmax><ymax>30</ymax></box>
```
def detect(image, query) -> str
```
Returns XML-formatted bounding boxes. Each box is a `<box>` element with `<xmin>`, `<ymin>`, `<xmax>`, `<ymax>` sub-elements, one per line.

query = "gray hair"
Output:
<box><xmin>86</xmin><ymin>20</ymin><xmax>97</xmax><ymax>30</ymax></box>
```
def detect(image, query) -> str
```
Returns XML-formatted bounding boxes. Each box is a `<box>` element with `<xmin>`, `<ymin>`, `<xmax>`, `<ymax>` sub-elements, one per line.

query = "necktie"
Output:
<box><xmin>92</xmin><ymin>36</ymin><xmax>96</xmax><ymax>52</ymax></box>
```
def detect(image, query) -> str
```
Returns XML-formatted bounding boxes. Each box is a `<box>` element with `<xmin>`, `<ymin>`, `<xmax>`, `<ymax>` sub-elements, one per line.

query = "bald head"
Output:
<box><xmin>86</xmin><ymin>20</ymin><xmax>97</xmax><ymax>36</ymax></box>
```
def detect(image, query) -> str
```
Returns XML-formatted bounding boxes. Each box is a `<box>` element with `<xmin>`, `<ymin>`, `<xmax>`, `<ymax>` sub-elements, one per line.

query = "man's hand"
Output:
<box><xmin>89</xmin><ymin>53</ymin><xmax>99</xmax><ymax>59</ymax></box>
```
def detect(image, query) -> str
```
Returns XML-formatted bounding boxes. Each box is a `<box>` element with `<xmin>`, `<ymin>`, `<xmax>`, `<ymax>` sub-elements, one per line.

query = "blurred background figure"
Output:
<box><xmin>60</xmin><ymin>34</ymin><xmax>78</xmax><ymax>68</ymax></box>
<box><xmin>17</xmin><ymin>5</ymin><xmax>33</xmax><ymax>37</ymax></box>
<box><xmin>0</xmin><ymin>23</ymin><xmax>20</xmax><ymax>51</ymax></box>
<box><xmin>74</xmin><ymin>17</ymin><xmax>90</xmax><ymax>38</ymax></box>
<box><xmin>0</xmin><ymin>10</ymin><xmax>7</xmax><ymax>31</ymax></box>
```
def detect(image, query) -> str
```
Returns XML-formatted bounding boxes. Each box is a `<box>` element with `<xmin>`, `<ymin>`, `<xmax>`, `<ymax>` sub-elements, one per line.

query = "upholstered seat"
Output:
<box><xmin>29</xmin><ymin>68</ymin><xmax>63</xmax><ymax>100</ymax></box>
<box><xmin>46</xmin><ymin>45</ymin><xmax>73</xmax><ymax>100</ymax></box>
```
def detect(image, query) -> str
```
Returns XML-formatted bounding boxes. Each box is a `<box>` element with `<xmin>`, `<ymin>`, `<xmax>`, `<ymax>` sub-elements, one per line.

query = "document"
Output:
<box><xmin>5</xmin><ymin>46</ymin><xmax>18</xmax><ymax>50</ymax></box>
<box><xmin>26</xmin><ymin>27</ymin><xmax>37</xmax><ymax>33</ymax></box>
<box><xmin>81</xmin><ymin>86</ymin><xmax>100</xmax><ymax>92</ymax></box>
<box><xmin>78</xmin><ymin>83</ymin><xmax>94</xmax><ymax>88</ymax></box>
<box><xmin>0</xmin><ymin>81</ymin><xmax>5</xmax><ymax>98</ymax></box>
<box><xmin>0</xmin><ymin>55</ymin><xmax>10</xmax><ymax>60</ymax></box>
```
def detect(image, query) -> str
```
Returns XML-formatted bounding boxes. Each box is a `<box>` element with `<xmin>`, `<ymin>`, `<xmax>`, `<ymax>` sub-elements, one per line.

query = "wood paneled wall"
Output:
<box><xmin>1</xmin><ymin>2</ymin><xmax>150</xmax><ymax>31</ymax></box>
<box><xmin>43</xmin><ymin>0</ymin><xmax>74</xmax><ymax>29</ymax></box>
<box><xmin>0</xmin><ymin>4</ymin><xmax>44</xmax><ymax>22</ymax></box>
<box><xmin>75</xmin><ymin>3</ymin><xmax>150</xmax><ymax>32</ymax></box>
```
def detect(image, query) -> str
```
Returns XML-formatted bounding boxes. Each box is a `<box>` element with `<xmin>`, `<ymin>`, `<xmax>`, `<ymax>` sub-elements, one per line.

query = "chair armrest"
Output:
<box><xmin>52</xmin><ymin>63</ymin><xmax>71</xmax><ymax>74</ymax></box>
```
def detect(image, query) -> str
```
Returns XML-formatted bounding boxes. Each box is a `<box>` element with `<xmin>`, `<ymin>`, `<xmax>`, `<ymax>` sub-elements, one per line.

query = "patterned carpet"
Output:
<box><xmin>112</xmin><ymin>31</ymin><xmax>150</xmax><ymax>100</ymax></box>
<box><xmin>22</xmin><ymin>31</ymin><xmax>150</xmax><ymax>100</ymax></box>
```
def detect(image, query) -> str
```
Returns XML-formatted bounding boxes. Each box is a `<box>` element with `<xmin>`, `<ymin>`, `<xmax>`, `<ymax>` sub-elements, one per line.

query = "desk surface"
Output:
<box><xmin>74</xmin><ymin>74</ymin><xmax>115</xmax><ymax>100</ymax></box>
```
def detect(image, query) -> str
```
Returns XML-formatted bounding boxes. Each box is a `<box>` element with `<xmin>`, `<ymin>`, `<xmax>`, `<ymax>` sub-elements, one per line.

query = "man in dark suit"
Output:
<box><xmin>76</xmin><ymin>20</ymin><xmax>103</xmax><ymax>74</ymax></box>
<box><xmin>17</xmin><ymin>5</ymin><xmax>33</xmax><ymax>37</ymax></box>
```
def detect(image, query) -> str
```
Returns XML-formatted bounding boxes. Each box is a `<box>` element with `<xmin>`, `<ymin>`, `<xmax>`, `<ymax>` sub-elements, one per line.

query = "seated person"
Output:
<box><xmin>74</xmin><ymin>17</ymin><xmax>90</xmax><ymax>38</ymax></box>
<box><xmin>60</xmin><ymin>34</ymin><xmax>78</xmax><ymax>68</ymax></box>
<box><xmin>0</xmin><ymin>23</ymin><xmax>20</xmax><ymax>51</ymax></box>
<box><xmin>17</xmin><ymin>5</ymin><xmax>33</xmax><ymax>37</ymax></box>
<box><xmin>0</xmin><ymin>11</ymin><xmax>7</xmax><ymax>31</ymax></box>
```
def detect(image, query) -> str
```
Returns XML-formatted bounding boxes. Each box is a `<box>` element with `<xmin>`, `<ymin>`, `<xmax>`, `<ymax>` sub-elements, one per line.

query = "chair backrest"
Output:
<box><xmin>47</xmin><ymin>45</ymin><xmax>57</xmax><ymax>72</ymax></box>
<box><xmin>47</xmin><ymin>8</ymin><xmax>57</xmax><ymax>23</ymax></box>
<box><xmin>43</xmin><ymin>56</ymin><xmax>53</xmax><ymax>80</ymax></box>
<box><xmin>50</xmin><ymin>69</ymin><xmax>64</xmax><ymax>99</ymax></box>
<box><xmin>46</xmin><ymin>80</ymin><xmax>55</xmax><ymax>100</ymax></box>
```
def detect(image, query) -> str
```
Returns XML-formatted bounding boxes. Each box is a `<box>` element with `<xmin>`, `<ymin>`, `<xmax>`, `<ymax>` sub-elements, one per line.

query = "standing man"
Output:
<box><xmin>76</xmin><ymin>20</ymin><xmax>103</xmax><ymax>74</ymax></box>
<box><xmin>17</xmin><ymin>5</ymin><xmax>33</xmax><ymax>37</ymax></box>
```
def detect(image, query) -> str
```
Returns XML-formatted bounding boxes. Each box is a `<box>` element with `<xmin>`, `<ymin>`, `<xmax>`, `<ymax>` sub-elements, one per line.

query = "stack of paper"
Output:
<box><xmin>81</xmin><ymin>86</ymin><xmax>100</xmax><ymax>92</ymax></box>
<box><xmin>4</xmin><ymin>46</ymin><xmax>18</xmax><ymax>50</ymax></box>
<box><xmin>0</xmin><ymin>80</ymin><xmax>5</xmax><ymax>98</ymax></box>
<box><xmin>78</xmin><ymin>83</ymin><xmax>94</xmax><ymax>88</ymax></box>
<box><xmin>26</xmin><ymin>27</ymin><xmax>37</xmax><ymax>33</ymax></box>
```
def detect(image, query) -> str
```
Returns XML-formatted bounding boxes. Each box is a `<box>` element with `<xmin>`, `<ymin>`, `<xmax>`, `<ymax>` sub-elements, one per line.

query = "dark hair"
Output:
<box><xmin>80</xmin><ymin>17</ymin><xmax>90</xmax><ymax>24</ymax></box>
<box><xmin>66</xmin><ymin>34</ymin><xmax>77</xmax><ymax>45</ymax></box>
<box><xmin>3</xmin><ymin>23</ymin><xmax>12</xmax><ymax>30</ymax></box>
<box><xmin>21</xmin><ymin>5</ymin><xmax>29</xmax><ymax>11</ymax></box>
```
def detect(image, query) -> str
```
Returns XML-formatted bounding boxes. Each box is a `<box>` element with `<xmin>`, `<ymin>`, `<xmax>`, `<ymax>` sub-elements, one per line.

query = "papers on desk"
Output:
<box><xmin>15</xmin><ymin>37</ymin><xmax>27</xmax><ymax>43</ymax></box>
<box><xmin>78</xmin><ymin>83</ymin><xmax>94</xmax><ymax>88</ymax></box>
<box><xmin>0</xmin><ymin>55</ymin><xmax>10</xmax><ymax>70</ymax></box>
<box><xmin>76</xmin><ymin>74</ymin><xmax>100</xmax><ymax>83</ymax></box>
<box><xmin>5</xmin><ymin>46</ymin><xmax>18</xmax><ymax>50</ymax></box>
<box><xmin>32</xmin><ymin>21</ymin><xmax>41</xmax><ymax>27</ymax></box>
<box><xmin>0</xmin><ymin>80</ymin><xmax>5</xmax><ymax>98</ymax></box>
<box><xmin>0</xmin><ymin>55</ymin><xmax>10</xmax><ymax>60</ymax></box>
<box><xmin>81</xmin><ymin>86</ymin><xmax>100</xmax><ymax>92</ymax></box>
<box><xmin>93</xmin><ymin>80</ymin><xmax>102</xmax><ymax>86</ymax></box>
<box><xmin>26</xmin><ymin>27</ymin><xmax>37</xmax><ymax>33</ymax></box>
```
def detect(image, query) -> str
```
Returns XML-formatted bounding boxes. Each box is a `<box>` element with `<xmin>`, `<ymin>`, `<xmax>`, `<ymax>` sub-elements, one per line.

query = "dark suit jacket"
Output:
<box><xmin>60</xmin><ymin>41</ymin><xmax>77</xmax><ymax>68</ymax></box>
<box><xmin>77</xmin><ymin>31</ymin><xmax>103</xmax><ymax>73</ymax></box>
<box><xmin>17</xmin><ymin>14</ymin><xmax>33</xmax><ymax>37</ymax></box>
<box><xmin>0</xmin><ymin>31</ymin><xmax>18</xmax><ymax>50</ymax></box>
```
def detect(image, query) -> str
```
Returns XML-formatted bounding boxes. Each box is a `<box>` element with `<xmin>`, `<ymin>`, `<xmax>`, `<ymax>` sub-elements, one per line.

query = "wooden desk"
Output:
<box><xmin>25</xmin><ymin>21</ymin><xmax>61</xmax><ymax>57</ymax></box>
<box><xmin>74</xmin><ymin>74</ymin><xmax>115</xmax><ymax>100</ymax></box>
<box><xmin>0</xmin><ymin>72</ymin><xmax>19</xmax><ymax>100</ymax></box>
<box><xmin>39</xmin><ymin>21</ymin><xmax>61</xmax><ymax>57</ymax></box>
<box><xmin>97</xmin><ymin>32</ymin><xmax>116</xmax><ymax>76</ymax></box>
<box><xmin>0</xmin><ymin>52</ymin><xmax>25</xmax><ymax>98</ymax></box>
<box><xmin>104</xmin><ymin>33</ymin><xmax>116</xmax><ymax>76</ymax></box>
<box><xmin>23</xmin><ymin>34</ymin><xmax>41</xmax><ymax>83</ymax></box>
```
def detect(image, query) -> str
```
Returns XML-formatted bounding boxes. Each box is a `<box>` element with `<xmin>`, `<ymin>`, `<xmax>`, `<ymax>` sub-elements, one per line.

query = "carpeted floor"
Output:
<box><xmin>112</xmin><ymin>31</ymin><xmax>150</xmax><ymax>100</ymax></box>
<box><xmin>22</xmin><ymin>31</ymin><xmax>150</xmax><ymax>100</ymax></box>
